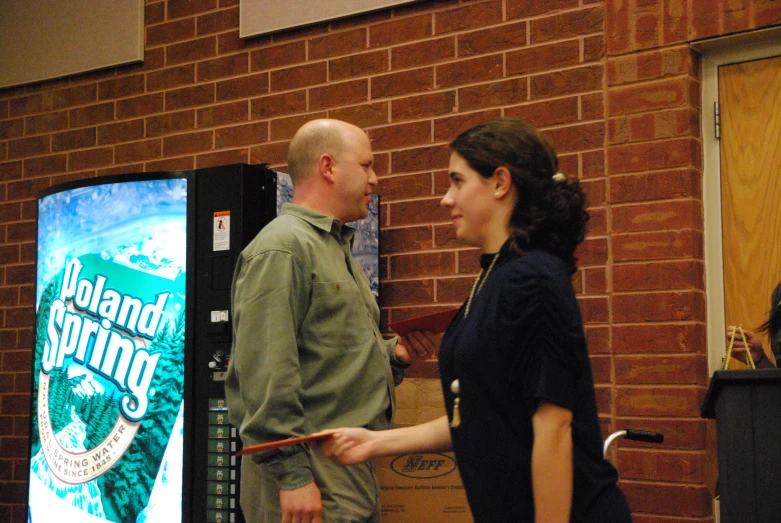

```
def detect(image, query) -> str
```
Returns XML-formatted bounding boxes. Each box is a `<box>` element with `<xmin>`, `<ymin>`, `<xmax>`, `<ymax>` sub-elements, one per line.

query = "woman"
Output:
<box><xmin>725</xmin><ymin>280</ymin><xmax>781</xmax><ymax>368</ymax></box>
<box><xmin>318</xmin><ymin>118</ymin><xmax>632</xmax><ymax>522</ymax></box>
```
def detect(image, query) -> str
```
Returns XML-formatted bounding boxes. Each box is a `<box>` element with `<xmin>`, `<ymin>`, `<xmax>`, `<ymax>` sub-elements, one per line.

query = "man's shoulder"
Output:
<box><xmin>243</xmin><ymin>213</ymin><xmax>319</xmax><ymax>257</ymax></box>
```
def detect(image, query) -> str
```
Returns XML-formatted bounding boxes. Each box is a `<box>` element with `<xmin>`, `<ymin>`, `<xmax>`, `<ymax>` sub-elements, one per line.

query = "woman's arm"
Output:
<box><xmin>531</xmin><ymin>401</ymin><xmax>573</xmax><ymax>523</ymax></box>
<box><xmin>316</xmin><ymin>416</ymin><xmax>453</xmax><ymax>464</ymax></box>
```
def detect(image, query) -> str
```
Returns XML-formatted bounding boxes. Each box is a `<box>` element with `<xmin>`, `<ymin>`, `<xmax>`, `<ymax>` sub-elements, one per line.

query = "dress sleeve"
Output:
<box><xmin>501</xmin><ymin>272</ymin><xmax>583</xmax><ymax>413</ymax></box>
<box><xmin>225</xmin><ymin>248</ymin><xmax>314</xmax><ymax>489</ymax></box>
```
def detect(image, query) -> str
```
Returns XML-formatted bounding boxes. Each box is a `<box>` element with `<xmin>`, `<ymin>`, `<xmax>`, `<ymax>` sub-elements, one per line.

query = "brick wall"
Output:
<box><xmin>1</xmin><ymin>0</ymin><xmax>780</xmax><ymax>521</ymax></box>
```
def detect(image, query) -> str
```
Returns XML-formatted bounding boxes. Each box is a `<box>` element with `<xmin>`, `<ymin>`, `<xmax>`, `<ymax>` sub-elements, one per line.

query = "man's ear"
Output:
<box><xmin>319</xmin><ymin>153</ymin><xmax>337</xmax><ymax>183</ymax></box>
<box><xmin>493</xmin><ymin>166</ymin><xmax>512</xmax><ymax>199</ymax></box>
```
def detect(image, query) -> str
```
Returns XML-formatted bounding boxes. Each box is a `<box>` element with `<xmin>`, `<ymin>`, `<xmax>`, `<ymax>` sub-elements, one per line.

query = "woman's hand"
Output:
<box><xmin>314</xmin><ymin>428</ymin><xmax>376</xmax><ymax>465</ymax></box>
<box><xmin>725</xmin><ymin>326</ymin><xmax>770</xmax><ymax>366</ymax></box>
<box><xmin>395</xmin><ymin>330</ymin><xmax>441</xmax><ymax>364</ymax></box>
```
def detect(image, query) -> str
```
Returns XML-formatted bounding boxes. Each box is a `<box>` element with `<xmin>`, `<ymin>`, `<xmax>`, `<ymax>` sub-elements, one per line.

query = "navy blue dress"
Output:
<box><xmin>438</xmin><ymin>244</ymin><xmax>631</xmax><ymax>522</ymax></box>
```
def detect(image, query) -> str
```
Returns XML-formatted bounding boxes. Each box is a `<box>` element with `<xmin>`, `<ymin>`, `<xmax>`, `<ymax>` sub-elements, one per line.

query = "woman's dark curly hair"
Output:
<box><xmin>450</xmin><ymin>118</ymin><xmax>589</xmax><ymax>274</ymax></box>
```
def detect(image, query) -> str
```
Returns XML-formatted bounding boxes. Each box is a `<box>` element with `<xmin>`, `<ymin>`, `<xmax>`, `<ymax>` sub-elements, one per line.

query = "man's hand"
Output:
<box><xmin>395</xmin><ymin>330</ymin><xmax>441</xmax><ymax>364</ymax></box>
<box><xmin>279</xmin><ymin>482</ymin><xmax>322</xmax><ymax>523</ymax></box>
<box><xmin>725</xmin><ymin>325</ymin><xmax>772</xmax><ymax>367</ymax></box>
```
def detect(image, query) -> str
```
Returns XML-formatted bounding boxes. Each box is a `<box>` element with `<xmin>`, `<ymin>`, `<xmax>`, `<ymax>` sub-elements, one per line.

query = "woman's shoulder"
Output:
<box><xmin>502</xmin><ymin>249</ymin><xmax>569</xmax><ymax>283</ymax></box>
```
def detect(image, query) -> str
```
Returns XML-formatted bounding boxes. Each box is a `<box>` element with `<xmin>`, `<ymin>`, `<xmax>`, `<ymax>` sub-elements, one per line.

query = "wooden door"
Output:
<box><xmin>719</xmin><ymin>54</ymin><xmax>781</xmax><ymax>366</ymax></box>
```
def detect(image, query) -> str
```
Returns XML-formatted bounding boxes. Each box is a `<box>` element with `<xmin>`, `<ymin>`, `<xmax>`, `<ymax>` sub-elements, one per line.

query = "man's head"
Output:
<box><xmin>287</xmin><ymin>119</ymin><xmax>378</xmax><ymax>224</ymax></box>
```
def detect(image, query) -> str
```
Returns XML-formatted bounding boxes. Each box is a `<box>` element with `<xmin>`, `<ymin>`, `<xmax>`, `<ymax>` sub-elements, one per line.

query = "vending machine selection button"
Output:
<box><xmin>207</xmin><ymin>481</ymin><xmax>230</xmax><ymax>495</ymax></box>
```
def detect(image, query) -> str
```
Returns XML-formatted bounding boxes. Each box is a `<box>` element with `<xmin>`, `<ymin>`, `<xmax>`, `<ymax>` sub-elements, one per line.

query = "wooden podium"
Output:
<box><xmin>701</xmin><ymin>369</ymin><xmax>781</xmax><ymax>522</ymax></box>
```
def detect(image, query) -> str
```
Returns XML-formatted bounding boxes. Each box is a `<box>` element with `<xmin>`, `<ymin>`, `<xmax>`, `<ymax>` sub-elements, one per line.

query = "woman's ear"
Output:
<box><xmin>493</xmin><ymin>166</ymin><xmax>512</xmax><ymax>199</ymax></box>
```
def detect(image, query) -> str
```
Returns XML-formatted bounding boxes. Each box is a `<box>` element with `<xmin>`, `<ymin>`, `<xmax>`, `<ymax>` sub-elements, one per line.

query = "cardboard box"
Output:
<box><xmin>378</xmin><ymin>379</ymin><xmax>472</xmax><ymax>522</ymax></box>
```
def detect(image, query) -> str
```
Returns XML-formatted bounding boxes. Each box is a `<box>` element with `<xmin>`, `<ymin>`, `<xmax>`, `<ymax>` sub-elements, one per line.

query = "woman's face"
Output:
<box><xmin>440</xmin><ymin>151</ymin><xmax>498</xmax><ymax>249</ymax></box>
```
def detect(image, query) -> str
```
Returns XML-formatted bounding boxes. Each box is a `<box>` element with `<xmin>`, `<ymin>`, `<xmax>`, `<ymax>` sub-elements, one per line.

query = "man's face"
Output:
<box><xmin>332</xmin><ymin>130</ymin><xmax>378</xmax><ymax>224</ymax></box>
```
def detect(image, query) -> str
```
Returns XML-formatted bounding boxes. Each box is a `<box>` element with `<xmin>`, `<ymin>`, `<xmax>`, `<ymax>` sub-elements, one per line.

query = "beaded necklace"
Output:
<box><xmin>463</xmin><ymin>252</ymin><xmax>500</xmax><ymax>318</ymax></box>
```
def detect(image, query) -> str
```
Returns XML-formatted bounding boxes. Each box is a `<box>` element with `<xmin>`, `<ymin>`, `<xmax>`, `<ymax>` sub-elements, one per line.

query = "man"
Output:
<box><xmin>225</xmin><ymin>119</ymin><xmax>427</xmax><ymax>523</ymax></box>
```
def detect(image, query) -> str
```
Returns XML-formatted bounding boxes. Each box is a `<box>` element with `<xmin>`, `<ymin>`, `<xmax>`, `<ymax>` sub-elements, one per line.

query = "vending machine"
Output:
<box><xmin>28</xmin><ymin>163</ymin><xmax>379</xmax><ymax>523</ymax></box>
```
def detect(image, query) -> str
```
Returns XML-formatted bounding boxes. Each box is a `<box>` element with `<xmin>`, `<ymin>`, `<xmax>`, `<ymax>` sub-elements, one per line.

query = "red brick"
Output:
<box><xmin>633</xmin><ymin>0</ymin><xmax>662</xmax><ymax>50</ymax></box>
<box><xmin>435</xmin><ymin>277</ymin><xmax>473</xmax><ymax>304</ymax></box>
<box><xmin>369</xmin><ymin>121</ymin><xmax>431</xmax><ymax>151</ymax></box>
<box><xmin>662</xmin><ymin>0</ymin><xmax>689</xmax><ymax>44</ymax></box>
<box><xmin>622</xmin><ymin>481</ymin><xmax>711</xmax><ymax>517</ymax></box>
<box><xmin>437</xmin><ymin>54</ymin><xmax>503</xmax><ymax>88</ymax></box>
<box><xmin>251</xmin><ymin>90</ymin><xmax>307</xmax><ymax>119</ymax></box>
<box><xmin>614</xmin><ymin>260</ymin><xmax>703</xmax><ymax>292</ymax></box>
<box><xmin>115</xmin><ymin>139</ymin><xmax>163</xmax><ymax>163</ymax></box>
<box><xmin>147</xmin><ymin>17</ymin><xmax>195</xmax><ymax>46</ymax></box>
<box><xmin>163</xmin><ymin>130</ymin><xmax>213</xmax><ymax>156</ymax></box>
<box><xmin>460</xmin><ymin>78</ymin><xmax>527</xmax><ymax>111</ymax></box>
<box><xmin>615</xmin><ymin>354</ymin><xmax>707</xmax><ymax>386</ymax></box>
<box><xmin>0</xmin><ymin>244</ymin><xmax>20</xmax><ymax>264</ymax></box>
<box><xmin>608</xmin><ymin>108</ymin><xmax>698</xmax><ymax>144</ymax></box>
<box><xmin>616</xmin><ymin>385</ymin><xmax>705</xmax><ymax>418</ymax></box>
<box><xmin>609</xmin><ymin>138</ymin><xmax>700</xmax><ymax>175</ymax></box>
<box><xmin>165</xmin><ymin>84</ymin><xmax>215</xmax><ymax>110</ymax></box>
<box><xmin>458</xmin><ymin>22</ymin><xmax>527</xmax><ymax>58</ymax></box>
<box><xmin>578</xmin><ymin>296</ymin><xmax>609</xmax><ymax>323</ymax></box>
<box><xmin>507</xmin><ymin>0</ymin><xmax>579</xmax><ymax>19</ymax></box>
<box><xmin>391</xmin><ymin>145</ymin><xmax>449</xmax><ymax>174</ymax></box>
<box><xmin>585</xmin><ymin>34</ymin><xmax>606</xmax><ymax>62</ymax></box>
<box><xmin>168</xmin><ymin>0</ymin><xmax>217</xmax><ymax>20</ymax></box>
<box><xmin>375</xmin><ymin>172</ymin><xmax>432</xmax><ymax>201</ymax></box>
<box><xmin>9</xmin><ymin>93</ymin><xmax>52</xmax><ymax>117</ymax></box>
<box><xmin>372</xmin><ymin>68</ymin><xmax>434</xmax><ymax>98</ymax></box>
<box><xmin>310</xmin><ymin>79</ymin><xmax>368</xmax><ymax>111</ymax></box>
<box><xmin>250</xmin><ymin>41</ymin><xmax>306</xmax><ymax>71</ymax></box>
<box><xmin>0</xmin><ymin>99</ymin><xmax>8</xmax><ymax>119</ymax></box>
<box><xmin>7</xmin><ymin>136</ymin><xmax>49</xmax><ymax>160</ymax></box>
<box><xmin>388</xmin><ymin>198</ymin><xmax>450</xmax><ymax>227</ymax></box>
<box><xmin>617</xmin><ymin>448</ymin><xmax>704</xmax><ymax>484</ymax></box>
<box><xmin>25</xmin><ymin>111</ymin><xmax>68</xmax><ymax>135</ymax></box>
<box><xmin>544</xmin><ymin>122</ymin><xmax>605</xmax><ymax>153</ymax></box>
<box><xmin>52</xmin><ymin>128</ymin><xmax>96</xmax><ymax>152</ymax></box>
<box><xmin>606</xmin><ymin>0</ymin><xmax>632</xmax><ymax>55</ymax></box>
<box><xmin>196</xmin><ymin>148</ymin><xmax>249</xmax><ymax>168</ymax></box>
<box><xmin>609</xmin><ymin>47</ymin><xmax>696</xmax><ymax>87</ymax></box>
<box><xmin>507</xmin><ymin>40</ymin><xmax>580</xmax><ymax>77</ymax></box>
<box><xmin>0</xmin><ymin>119</ymin><xmax>24</xmax><ymax>141</ymax></box>
<box><xmin>370</xmin><ymin>14</ymin><xmax>431</xmax><ymax>48</ymax></box>
<box><xmin>215</xmin><ymin>122</ymin><xmax>269</xmax><ymax>148</ymax></box>
<box><xmin>310</xmin><ymin>28</ymin><xmax>367</xmax><ymax>60</ymax></box>
<box><xmin>594</xmin><ymin>386</ymin><xmax>613</xmax><ymax>414</ymax></box>
<box><xmin>69</xmin><ymin>103</ymin><xmax>114</xmax><ymax>128</ymax></box>
<box><xmin>379</xmin><ymin>226</ymin><xmax>433</xmax><ymax>254</ymax></box>
<box><xmin>117</xmin><ymin>94</ymin><xmax>164</xmax><ymax>119</ymax></box>
<box><xmin>197</xmin><ymin>53</ymin><xmax>249</xmax><ymax>81</ymax></box>
<box><xmin>145</xmin><ymin>2</ymin><xmax>165</xmax><ymax>25</ymax></box>
<box><xmin>390</xmin><ymin>251</ymin><xmax>455</xmax><ymax>278</ymax></box>
<box><xmin>530</xmin><ymin>6</ymin><xmax>605</xmax><ymax>44</ymax></box>
<box><xmin>614</xmin><ymin>199</ymin><xmax>702</xmax><ymax>233</ymax></box>
<box><xmin>392</xmin><ymin>91</ymin><xmax>456</xmax><ymax>121</ymax></box>
<box><xmin>331</xmin><ymin>8</ymin><xmax>390</xmax><ymax>31</ymax></box>
<box><xmin>330</xmin><ymin>102</ymin><xmax>389</xmax><ymax>129</ymax></box>
<box><xmin>68</xmin><ymin>147</ymin><xmax>113</xmax><ymax>170</ymax></box>
<box><xmin>216</xmin><ymin>72</ymin><xmax>269</xmax><ymax>101</ymax></box>
<box><xmin>611</xmin><ymin>169</ymin><xmax>700</xmax><ymax>203</ymax></box>
<box><xmin>614</xmin><ymin>416</ymin><xmax>706</xmax><ymax>450</ymax></box>
<box><xmin>457</xmin><ymin>249</ymin><xmax>482</xmax><ymax>274</ymax></box>
<box><xmin>144</xmin><ymin>157</ymin><xmax>193</xmax><ymax>172</ymax></box>
<box><xmin>588</xmin><ymin>207</ymin><xmax>608</xmax><ymax>235</ymax></box>
<box><xmin>331</xmin><ymin>50</ymin><xmax>390</xmax><ymax>82</ymax></box>
<box><xmin>249</xmin><ymin>141</ymin><xmax>288</xmax><ymax>166</ymax></box>
<box><xmin>147</xmin><ymin>64</ymin><xmax>195</xmax><ymax>92</ymax></box>
<box><xmin>218</xmin><ymin>30</ymin><xmax>271</xmax><ymax>55</ymax></box>
<box><xmin>576</xmin><ymin>237</ymin><xmax>608</xmax><ymax>266</ymax></box>
<box><xmin>98</xmin><ymin>74</ymin><xmax>145</xmax><ymax>101</ymax></box>
<box><xmin>97</xmin><ymin>119</ymin><xmax>145</xmax><ymax>145</ymax></box>
<box><xmin>531</xmin><ymin>65</ymin><xmax>604</xmax><ymax>100</ymax></box>
<box><xmin>433</xmin><ymin>110</ymin><xmax>502</xmax><ymax>142</ymax></box>
<box><xmin>755</xmin><ymin>0</ymin><xmax>781</xmax><ymax>27</ymax></box>
<box><xmin>690</xmin><ymin>0</ymin><xmax>721</xmax><ymax>40</ymax></box>
<box><xmin>197</xmin><ymin>101</ymin><xmax>248</xmax><ymax>128</ymax></box>
<box><xmin>270</xmin><ymin>62</ymin><xmax>327</xmax><ymax>92</ymax></box>
<box><xmin>505</xmin><ymin>98</ymin><xmax>577</xmax><ymax>129</ymax></box>
<box><xmin>197</xmin><ymin>7</ymin><xmax>240</xmax><ymax>35</ymax></box>
<box><xmin>435</xmin><ymin>0</ymin><xmax>503</xmax><ymax>35</ymax></box>
<box><xmin>391</xmin><ymin>37</ymin><xmax>455</xmax><ymax>70</ymax></box>
<box><xmin>613</xmin><ymin>229</ymin><xmax>702</xmax><ymax>262</ymax></box>
<box><xmin>147</xmin><ymin>110</ymin><xmax>196</xmax><ymax>137</ymax></box>
<box><xmin>380</xmin><ymin>278</ymin><xmax>435</xmax><ymax>306</ymax></box>
<box><xmin>166</xmin><ymin>36</ymin><xmax>217</xmax><ymax>66</ymax></box>
<box><xmin>613</xmin><ymin>290</ymin><xmax>704</xmax><ymax>323</ymax></box>
<box><xmin>608</xmin><ymin>78</ymin><xmax>697</xmax><ymax>117</ymax></box>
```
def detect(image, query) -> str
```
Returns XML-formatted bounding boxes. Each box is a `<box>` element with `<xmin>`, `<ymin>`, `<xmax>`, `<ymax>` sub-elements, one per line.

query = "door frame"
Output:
<box><xmin>691</xmin><ymin>26</ymin><xmax>781</xmax><ymax>375</ymax></box>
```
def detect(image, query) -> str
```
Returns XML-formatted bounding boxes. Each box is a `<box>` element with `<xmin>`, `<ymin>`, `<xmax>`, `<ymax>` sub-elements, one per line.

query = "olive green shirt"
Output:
<box><xmin>225</xmin><ymin>203</ymin><xmax>405</xmax><ymax>490</ymax></box>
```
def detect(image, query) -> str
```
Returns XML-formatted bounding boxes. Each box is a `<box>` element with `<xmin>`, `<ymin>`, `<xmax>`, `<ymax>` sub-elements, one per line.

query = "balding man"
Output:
<box><xmin>225</xmin><ymin>119</ymin><xmax>424</xmax><ymax>523</ymax></box>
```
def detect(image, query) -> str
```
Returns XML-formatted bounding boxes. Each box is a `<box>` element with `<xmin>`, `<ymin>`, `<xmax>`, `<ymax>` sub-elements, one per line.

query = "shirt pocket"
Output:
<box><xmin>306</xmin><ymin>280</ymin><xmax>374</xmax><ymax>349</ymax></box>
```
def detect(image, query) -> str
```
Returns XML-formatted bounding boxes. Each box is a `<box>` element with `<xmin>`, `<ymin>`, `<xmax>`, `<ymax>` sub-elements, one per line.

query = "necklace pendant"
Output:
<box><xmin>450</xmin><ymin>379</ymin><xmax>461</xmax><ymax>428</ymax></box>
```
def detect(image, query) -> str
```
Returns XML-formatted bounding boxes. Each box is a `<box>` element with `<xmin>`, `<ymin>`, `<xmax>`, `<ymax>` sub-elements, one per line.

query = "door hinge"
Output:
<box><xmin>714</xmin><ymin>101</ymin><xmax>720</xmax><ymax>139</ymax></box>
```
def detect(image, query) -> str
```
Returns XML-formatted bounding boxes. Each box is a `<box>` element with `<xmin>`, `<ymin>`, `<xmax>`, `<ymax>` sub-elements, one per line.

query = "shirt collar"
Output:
<box><xmin>281</xmin><ymin>203</ymin><xmax>356</xmax><ymax>242</ymax></box>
